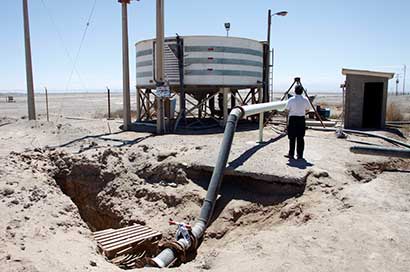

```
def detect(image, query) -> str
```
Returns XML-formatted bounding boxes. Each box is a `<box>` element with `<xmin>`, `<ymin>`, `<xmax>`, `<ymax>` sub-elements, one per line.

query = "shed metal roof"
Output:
<box><xmin>342</xmin><ymin>68</ymin><xmax>394</xmax><ymax>79</ymax></box>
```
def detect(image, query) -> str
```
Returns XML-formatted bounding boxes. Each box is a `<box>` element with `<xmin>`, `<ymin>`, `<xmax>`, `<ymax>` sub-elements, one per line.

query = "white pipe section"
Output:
<box><xmin>239</xmin><ymin>100</ymin><xmax>288</xmax><ymax>117</ymax></box>
<box><xmin>237</xmin><ymin>100</ymin><xmax>288</xmax><ymax>143</ymax></box>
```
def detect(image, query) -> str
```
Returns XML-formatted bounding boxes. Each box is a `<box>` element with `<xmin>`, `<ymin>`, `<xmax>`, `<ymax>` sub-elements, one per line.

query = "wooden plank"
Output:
<box><xmin>103</xmin><ymin>234</ymin><xmax>161</xmax><ymax>258</ymax></box>
<box><xmin>92</xmin><ymin>224</ymin><xmax>162</xmax><ymax>260</ymax></box>
<box><xmin>96</xmin><ymin>228</ymin><xmax>149</xmax><ymax>244</ymax></box>
<box><xmin>94</xmin><ymin>225</ymin><xmax>148</xmax><ymax>241</ymax></box>
<box><xmin>93</xmin><ymin>225</ymin><xmax>144</xmax><ymax>238</ymax></box>
<box><xmin>98</xmin><ymin>228</ymin><xmax>153</xmax><ymax>246</ymax></box>
<box><xmin>100</xmin><ymin>229</ymin><xmax>156</xmax><ymax>247</ymax></box>
<box><xmin>93</xmin><ymin>225</ymin><xmax>143</xmax><ymax>237</ymax></box>
<box><xmin>103</xmin><ymin>236</ymin><xmax>161</xmax><ymax>258</ymax></box>
<box><xmin>104</xmin><ymin>232</ymin><xmax>161</xmax><ymax>252</ymax></box>
<box><xmin>92</xmin><ymin>228</ymin><xmax>114</xmax><ymax>236</ymax></box>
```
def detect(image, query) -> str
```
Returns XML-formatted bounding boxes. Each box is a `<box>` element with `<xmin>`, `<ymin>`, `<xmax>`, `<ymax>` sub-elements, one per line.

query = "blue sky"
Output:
<box><xmin>1</xmin><ymin>0</ymin><xmax>409</xmax><ymax>93</ymax></box>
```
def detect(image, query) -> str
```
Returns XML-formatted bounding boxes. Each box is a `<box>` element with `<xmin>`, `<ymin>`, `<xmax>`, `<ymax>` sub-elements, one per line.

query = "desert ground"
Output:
<box><xmin>0</xmin><ymin>92</ymin><xmax>409</xmax><ymax>271</ymax></box>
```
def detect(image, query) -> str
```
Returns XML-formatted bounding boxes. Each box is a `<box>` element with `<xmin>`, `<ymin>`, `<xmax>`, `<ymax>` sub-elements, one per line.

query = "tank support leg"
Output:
<box><xmin>136</xmin><ymin>87</ymin><xmax>141</xmax><ymax>121</ymax></box>
<box><xmin>223</xmin><ymin>88</ymin><xmax>229</xmax><ymax>126</ymax></box>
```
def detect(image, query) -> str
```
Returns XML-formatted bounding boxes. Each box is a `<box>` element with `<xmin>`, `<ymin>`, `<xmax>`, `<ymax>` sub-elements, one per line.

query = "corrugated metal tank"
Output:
<box><xmin>136</xmin><ymin>36</ymin><xmax>263</xmax><ymax>92</ymax></box>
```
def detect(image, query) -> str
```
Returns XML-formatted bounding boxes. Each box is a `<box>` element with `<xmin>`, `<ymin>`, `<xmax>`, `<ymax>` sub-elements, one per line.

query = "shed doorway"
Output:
<box><xmin>362</xmin><ymin>82</ymin><xmax>383</xmax><ymax>128</ymax></box>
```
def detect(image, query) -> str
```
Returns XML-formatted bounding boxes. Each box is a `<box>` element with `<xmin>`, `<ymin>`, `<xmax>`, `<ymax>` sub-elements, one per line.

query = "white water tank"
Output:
<box><xmin>136</xmin><ymin>36</ymin><xmax>264</xmax><ymax>92</ymax></box>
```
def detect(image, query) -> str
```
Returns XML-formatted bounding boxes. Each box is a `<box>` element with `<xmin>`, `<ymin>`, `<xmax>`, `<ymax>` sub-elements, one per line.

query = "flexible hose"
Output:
<box><xmin>150</xmin><ymin>108</ymin><xmax>244</xmax><ymax>267</ymax></box>
<box><xmin>150</xmin><ymin>101</ymin><xmax>287</xmax><ymax>267</ymax></box>
<box><xmin>308</xmin><ymin>127</ymin><xmax>410</xmax><ymax>149</ymax></box>
<box><xmin>350</xmin><ymin>146</ymin><xmax>410</xmax><ymax>158</ymax></box>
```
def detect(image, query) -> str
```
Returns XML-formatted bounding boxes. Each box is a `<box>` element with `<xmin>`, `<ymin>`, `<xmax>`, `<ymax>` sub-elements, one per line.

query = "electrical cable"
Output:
<box><xmin>64</xmin><ymin>0</ymin><xmax>98</xmax><ymax>91</ymax></box>
<box><xmin>40</xmin><ymin>0</ymin><xmax>87</xmax><ymax>90</ymax></box>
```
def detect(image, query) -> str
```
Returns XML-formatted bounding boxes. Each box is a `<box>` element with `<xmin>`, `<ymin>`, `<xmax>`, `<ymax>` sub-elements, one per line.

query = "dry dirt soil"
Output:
<box><xmin>0</xmin><ymin>93</ymin><xmax>410</xmax><ymax>271</ymax></box>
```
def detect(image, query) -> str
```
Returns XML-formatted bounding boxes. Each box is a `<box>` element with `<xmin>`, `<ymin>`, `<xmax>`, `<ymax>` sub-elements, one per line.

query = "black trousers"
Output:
<box><xmin>288</xmin><ymin>116</ymin><xmax>306</xmax><ymax>158</ymax></box>
<box><xmin>288</xmin><ymin>135</ymin><xmax>304</xmax><ymax>158</ymax></box>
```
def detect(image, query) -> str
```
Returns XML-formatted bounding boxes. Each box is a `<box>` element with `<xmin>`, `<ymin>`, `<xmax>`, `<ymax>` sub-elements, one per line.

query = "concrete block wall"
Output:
<box><xmin>344</xmin><ymin>74</ymin><xmax>388</xmax><ymax>129</ymax></box>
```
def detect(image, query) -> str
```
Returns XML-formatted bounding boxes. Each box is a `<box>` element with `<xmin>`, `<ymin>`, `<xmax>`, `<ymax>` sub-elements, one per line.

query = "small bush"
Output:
<box><xmin>386</xmin><ymin>103</ymin><xmax>403</xmax><ymax>121</ymax></box>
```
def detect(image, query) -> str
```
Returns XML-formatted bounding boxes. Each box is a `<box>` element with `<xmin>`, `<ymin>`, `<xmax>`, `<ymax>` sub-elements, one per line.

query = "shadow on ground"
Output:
<box><xmin>228</xmin><ymin>133</ymin><xmax>287</xmax><ymax>170</ymax></box>
<box><xmin>128</xmin><ymin>118</ymin><xmax>260</xmax><ymax>135</ymax></box>
<box><xmin>49</xmin><ymin>131</ymin><xmax>153</xmax><ymax>153</ymax></box>
<box><xmin>286</xmin><ymin>158</ymin><xmax>314</xmax><ymax>169</ymax></box>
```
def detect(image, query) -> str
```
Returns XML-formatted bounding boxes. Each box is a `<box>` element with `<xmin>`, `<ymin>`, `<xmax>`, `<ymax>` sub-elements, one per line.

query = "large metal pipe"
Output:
<box><xmin>151</xmin><ymin>100</ymin><xmax>287</xmax><ymax>267</ymax></box>
<box><xmin>350</xmin><ymin>146</ymin><xmax>410</xmax><ymax>158</ymax></box>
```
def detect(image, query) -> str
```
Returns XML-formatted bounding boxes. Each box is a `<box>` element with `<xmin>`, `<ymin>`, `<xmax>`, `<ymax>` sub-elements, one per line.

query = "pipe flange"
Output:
<box><xmin>161</xmin><ymin>241</ymin><xmax>187</xmax><ymax>263</ymax></box>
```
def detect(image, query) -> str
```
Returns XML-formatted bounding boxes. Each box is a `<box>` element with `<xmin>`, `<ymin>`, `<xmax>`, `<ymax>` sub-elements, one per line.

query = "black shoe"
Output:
<box><xmin>284</xmin><ymin>154</ymin><xmax>295</xmax><ymax>160</ymax></box>
<box><xmin>297</xmin><ymin>156</ymin><xmax>305</xmax><ymax>160</ymax></box>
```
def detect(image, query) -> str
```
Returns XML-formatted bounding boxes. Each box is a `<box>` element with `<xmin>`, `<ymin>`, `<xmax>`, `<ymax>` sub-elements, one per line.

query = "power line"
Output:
<box><xmin>65</xmin><ymin>0</ymin><xmax>98</xmax><ymax>91</ymax></box>
<box><xmin>40</xmin><ymin>0</ymin><xmax>87</xmax><ymax>90</ymax></box>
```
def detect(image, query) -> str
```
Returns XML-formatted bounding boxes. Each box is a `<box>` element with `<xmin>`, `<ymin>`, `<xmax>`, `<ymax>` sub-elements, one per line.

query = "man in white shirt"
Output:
<box><xmin>285</xmin><ymin>85</ymin><xmax>310</xmax><ymax>160</ymax></box>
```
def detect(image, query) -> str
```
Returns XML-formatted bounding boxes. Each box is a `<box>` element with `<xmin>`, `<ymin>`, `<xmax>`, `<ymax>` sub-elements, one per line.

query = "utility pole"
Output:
<box><xmin>119</xmin><ymin>0</ymin><xmax>131</xmax><ymax>130</ymax></box>
<box><xmin>270</xmin><ymin>48</ymin><xmax>274</xmax><ymax>100</ymax></box>
<box><xmin>266</xmin><ymin>10</ymin><xmax>288</xmax><ymax>102</ymax></box>
<box><xmin>403</xmin><ymin>64</ymin><xmax>407</xmax><ymax>95</ymax></box>
<box><xmin>156</xmin><ymin>0</ymin><xmax>166</xmax><ymax>134</ymax></box>
<box><xmin>23</xmin><ymin>0</ymin><xmax>36</xmax><ymax>120</ymax></box>
<box><xmin>396</xmin><ymin>74</ymin><xmax>400</xmax><ymax>96</ymax></box>
<box><xmin>155</xmin><ymin>0</ymin><xmax>165</xmax><ymax>82</ymax></box>
<box><xmin>107</xmin><ymin>87</ymin><xmax>111</xmax><ymax>120</ymax></box>
<box><xmin>265</xmin><ymin>9</ymin><xmax>272</xmax><ymax>103</ymax></box>
<box><xmin>44</xmin><ymin>87</ymin><xmax>49</xmax><ymax>122</ymax></box>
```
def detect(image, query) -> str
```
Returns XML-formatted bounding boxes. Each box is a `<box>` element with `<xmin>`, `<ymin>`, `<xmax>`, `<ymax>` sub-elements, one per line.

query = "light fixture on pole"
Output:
<box><xmin>274</xmin><ymin>11</ymin><xmax>288</xmax><ymax>17</ymax></box>
<box><xmin>266</xmin><ymin>9</ymin><xmax>288</xmax><ymax>101</ymax></box>
<box><xmin>224</xmin><ymin>22</ymin><xmax>231</xmax><ymax>37</ymax></box>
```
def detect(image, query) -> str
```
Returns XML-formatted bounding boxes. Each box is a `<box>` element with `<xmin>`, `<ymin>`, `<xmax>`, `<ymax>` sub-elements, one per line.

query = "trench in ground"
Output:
<box><xmin>51</xmin><ymin>157</ymin><xmax>306</xmax><ymax>266</ymax></box>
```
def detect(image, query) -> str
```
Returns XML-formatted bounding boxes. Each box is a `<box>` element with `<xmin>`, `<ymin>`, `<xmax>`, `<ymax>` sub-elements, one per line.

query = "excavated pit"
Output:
<box><xmin>9</xmin><ymin>149</ymin><xmax>307</xmax><ymax>268</ymax></box>
<box><xmin>52</xmin><ymin>161</ymin><xmax>123</xmax><ymax>231</ymax></box>
<box><xmin>16</xmin><ymin>148</ymin><xmax>307</xmax><ymax>267</ymax></box>
<box><xmin>48</xmin><ymin>151</ymin><xmax>306</xmax><ymax>235</ymax></box>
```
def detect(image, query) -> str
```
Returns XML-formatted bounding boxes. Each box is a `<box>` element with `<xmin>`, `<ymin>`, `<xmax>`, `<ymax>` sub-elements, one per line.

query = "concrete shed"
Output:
<box><xmin>342</xmin><ymin>68</ymin><xmax>394</xmax><ymax>129</ymax></box>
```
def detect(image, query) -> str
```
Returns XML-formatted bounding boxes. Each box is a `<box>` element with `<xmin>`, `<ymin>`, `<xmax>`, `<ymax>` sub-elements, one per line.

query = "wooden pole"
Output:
<box><xmin>44</xmin><ymin>87</ymin><xmax>49</xmax><ymax>122</ymax></box>
<box><xmin>155</xmin><ymin>0</ymin><xmax>165</xmax><ymax>82</ymax></box>
<box><xmin>23</xmin><ymin>0</ymin><xmax>36</xmax><ymax>120</ymax></box>
<box><xmin>403</xmin><ymin>65</ymin><xmax>407</xmax><ymax>95</ymax></box>
<box><xmin>120</xmin><ymin>0</ymin><xmax>131</xmax><ymax>130</ymax></box>
<box><xmin>107</xmin><ymin>87</ymin><xmax>111</xmax><ymax>120</ymax></box>
<box><xmin>155</xmin><ymin>0</ymin><xmax>165</xmax><ymax>134</ymax></box>
<box><xmin>157</xmin><ymin>97</ymin><xmax>164</xmax><ymax>134</ymax></box>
